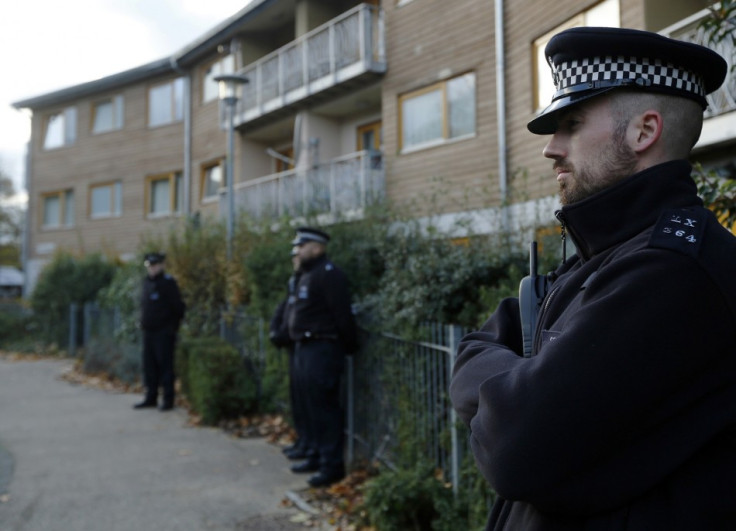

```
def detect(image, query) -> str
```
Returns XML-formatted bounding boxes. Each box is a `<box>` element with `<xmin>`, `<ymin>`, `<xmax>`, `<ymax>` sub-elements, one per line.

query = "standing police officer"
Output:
<box><xmin>134</xmin><ymin>252</ymin><xmax>186</xmax><ymax>411</ymax></box>
<box><xmin>287</xmin><ymin>227</ymin><xmax>358</xmax><ymax>487</ymax></box>
<box><xmin>269</xmin><ymin>248</ymin><xmax>315</xmax><ymax>461</ymax></box>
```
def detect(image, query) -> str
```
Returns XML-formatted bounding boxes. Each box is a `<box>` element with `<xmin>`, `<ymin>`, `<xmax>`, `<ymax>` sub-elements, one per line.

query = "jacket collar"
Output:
<box><xmin>557</xmin><ymin>160</ymin><xmax>702</xmax><ymax>261</ymax></box>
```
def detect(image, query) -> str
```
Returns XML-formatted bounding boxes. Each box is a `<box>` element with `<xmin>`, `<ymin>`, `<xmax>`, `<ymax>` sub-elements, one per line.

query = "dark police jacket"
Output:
<box><xmin>270</xmin><ymin>273</ymin><xmax>299</xmax><ymax>349</ymax></box>
<box><xmin>287</xmin><ymin>254</ymin><xmax>358</xmax><ymax>353</ymax></box>
<box><xmin>140</xmin><ymin>271</ymin><xmax>185</xmax><ymax>332</ymax></box>
<box><xmin>450</xmin><ymin>160</ymin><xmax>736</xmax><ymax>530</ymax></box>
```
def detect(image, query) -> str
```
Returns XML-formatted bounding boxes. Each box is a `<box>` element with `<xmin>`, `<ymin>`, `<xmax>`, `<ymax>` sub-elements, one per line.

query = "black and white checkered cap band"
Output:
<box><xmin>550</xmin><ymin>55</ymin><xmax>705</xmax><ymax>100</ymax></box>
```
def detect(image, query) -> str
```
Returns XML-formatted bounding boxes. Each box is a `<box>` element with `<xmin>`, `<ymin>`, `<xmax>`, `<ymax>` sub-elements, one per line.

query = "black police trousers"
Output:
<box><xmin>142</xmin><ymin>327</ymin><xmax>176</xmax><ymax>406</ymax></box>
<box><xmin>293</xmin><ymin>339</ymin><xmax>345</xmax><ymax>472</ymax></box>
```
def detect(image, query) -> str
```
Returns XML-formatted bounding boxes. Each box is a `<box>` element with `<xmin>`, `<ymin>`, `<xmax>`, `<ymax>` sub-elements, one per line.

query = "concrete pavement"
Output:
<box><xmin>0</xmin><ymin>357</ymin><xmax>316</xmax><ymax>531</ymax></box>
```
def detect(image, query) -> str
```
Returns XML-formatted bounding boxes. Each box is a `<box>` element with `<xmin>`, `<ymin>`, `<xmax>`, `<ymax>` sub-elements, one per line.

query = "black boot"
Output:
<box><xmin>308</xmin><ymin>465</ymin><xmax>345</xmax><ymax>487</ymax></box>
<box><xmin>133</xmin><ymin>399</ymin><xmax>157</xmax><ymax>409</ymax></box>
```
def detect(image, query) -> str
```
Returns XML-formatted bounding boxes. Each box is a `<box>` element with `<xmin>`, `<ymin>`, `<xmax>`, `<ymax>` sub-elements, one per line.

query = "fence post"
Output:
<box><xmin>447</xmin><ymin>324</ymin><xmax>463</xmax><ymax>496</ymax></box>
<box><xmin>68</xmin><ymin>303</ymin><xmax>77</xmax><ymax>357</ymax></box>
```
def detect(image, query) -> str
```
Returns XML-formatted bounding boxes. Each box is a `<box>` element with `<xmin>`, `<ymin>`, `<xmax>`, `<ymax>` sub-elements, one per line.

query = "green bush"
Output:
<box><xmin>30</xmin><ymin>251</ymin><xmax>117</xmax><ymax>347</ymax></box>
<box><xmin>183</xmin><ymin>336</ymin><xmax>258</xmax><ymax>425</ymax></box>
<box><xmin>361</xmin><ymin>464</ymin><xmax>458</xmax><ymax>531</ymax></box>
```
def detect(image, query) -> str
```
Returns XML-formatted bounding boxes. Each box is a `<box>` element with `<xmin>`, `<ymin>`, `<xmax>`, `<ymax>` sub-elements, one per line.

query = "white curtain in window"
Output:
<box><xmin>448</xmin><ymin>73</ymin><xmax>476</xmax><ymax>138</ymax></box>
<box><xmin>151</xmin><ymin>179</ymin><xmax>170</xmax><ymax>213</ymax></box>
<box><xmin>91</xmin><ymin>186</ymin><xmax>111</xmax><ymax>216</ymax></box>
<box><xmin>149</xmin><ymin>84</ymin><xmax>172</xmax><ymax>126</ymax></box>
<box><xmin>44</xmin><ymin>114</ymin><xmax>64</xmax><ymax>149</ymax></box>
<box><xmin>64</xmin><ymin>107</ymin><xmax>77</xmax><ymax>144</ymax></box>
<box><xmin>402</xmin><ymin>89</ymin><xmax>442</xmax><ymax>148</ymax></box>
<box><xmin>64</xmin><ymin>191</ymin><xmax>75</xmax><ymax>226</ymax></box>
<box><xmin>43</xmin><ymin>196</ymin><xmax>60</xmax><ymax>226</ymax></box>
<box><xmin>93</xmin><ymin>102</ymin><xmax>114</xmax><ymax>133</ymax></box>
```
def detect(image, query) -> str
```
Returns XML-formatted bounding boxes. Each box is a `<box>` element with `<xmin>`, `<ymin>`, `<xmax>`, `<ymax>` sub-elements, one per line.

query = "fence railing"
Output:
<box><xmin>661</xmin><ymin>9</ymin><xmax>736</xmax><ymax>118</ymax></box>
<box><xmin>75</xmin><ymin>303</ymin><xmax>469</xmax><ymax>491</ymax></box>
<box><xmin>233</xmin><ymin>3</ymin><xmax>386</xmax><ymax>124</ymax></box>
<box><xmin>223</xmin><ymin>150</ymin><xmax>384</xmax><ymax>221</ymax></box>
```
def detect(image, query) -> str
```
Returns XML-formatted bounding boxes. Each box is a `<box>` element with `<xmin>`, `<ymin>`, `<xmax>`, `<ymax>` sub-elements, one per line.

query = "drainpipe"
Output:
<box><xmin>494</xmin><ymin>0</ymin><xmax>509</xmax><ymax>232</ymax></box>
<box><xmin>170</xmin><ymin>57</ymin><xmax>192</xmax><ymax>216</ymax></box>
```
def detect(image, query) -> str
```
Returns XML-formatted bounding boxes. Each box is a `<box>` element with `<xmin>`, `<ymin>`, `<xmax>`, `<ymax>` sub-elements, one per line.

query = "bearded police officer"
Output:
<box><xmin>450</xmin><ymin>28</ymin><xmax>736</xmax><ymax>529</ymax></box>
<box><xmin>134</xmin><ymin>252</ymin><xmax>186</xmax><ymax>411</ymax></box>
<box><xmin>287</xmin><ymin>227</ymin><xmax>358</xmax><ymax>487</ymax></box>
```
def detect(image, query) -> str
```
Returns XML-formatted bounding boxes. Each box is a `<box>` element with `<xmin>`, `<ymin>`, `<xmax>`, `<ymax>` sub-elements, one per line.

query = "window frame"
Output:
<box><xmin>43</xmin><ymin>106</ymin><xmax>77</xmax><ymax>150</ymax></box>
<box><xmin>91</xmin><ymin>95</ymin><xmax>124</xmax><ymax>134</ymax></box>
<box><xmin>89</xmin><ymin>181</ymin><xmax>122</xmax><ymax>219</ymax></box>
<box><xmin>40</xmin><ymin>189</ymin><xmax>74</xmax><ymax>229</ymax></box>
<box><xmin>532</xmin><ymin>0</ymin><xmax>620</xmax><ymax>112</ymax></box>
<box><xmin>357</xmin><ymin>121</ymin><xmax>382</xmax><ymax>151</ymax></box>
<box><xmin>145</xmin><ymin>171</ymin><xmax>183</xmax><ymax>218</ymax></box>
<box><xmin>398</xmin><ymin>72</ymin><xmax>476</xmax><ymax>153</ymax></box>
<box><xmin>200</xmin><ymin>159</ymin><xmax>226</xmax><ymax>202</ymax></box>
<box><xmin>147</xmin><ymin>78</ymin><xmax>185</xmax><ymax>127</ymax></box>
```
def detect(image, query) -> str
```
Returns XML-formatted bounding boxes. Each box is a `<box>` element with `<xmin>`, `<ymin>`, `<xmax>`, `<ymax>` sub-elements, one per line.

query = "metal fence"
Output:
<box><xmin>76</xmin><ymin>303</ymin><xmax>469</xmax><ymax>490</ymax></box>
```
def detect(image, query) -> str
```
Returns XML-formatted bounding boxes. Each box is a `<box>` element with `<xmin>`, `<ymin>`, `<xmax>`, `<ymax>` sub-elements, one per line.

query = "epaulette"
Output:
<box><xmin>648</xmin><ymin>207</ymin><xmax>707</xmax><ymax>258</ymax></box>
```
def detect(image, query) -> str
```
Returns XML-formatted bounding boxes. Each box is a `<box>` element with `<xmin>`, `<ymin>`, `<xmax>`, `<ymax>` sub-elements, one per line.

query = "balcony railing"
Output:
<box><xmin>234</xmin><ymin>3</ymin><xmax>386</xmax><ymax>125</ymax></box>
<box><xmin>222</xmin><ymin>150</ymin><xmax>384</xmax><ymax>220</ymax></box>
<box><xmin>661</xmin><ymin>9</ymin><xmax>736</xmax><ymax>118</ymax></box>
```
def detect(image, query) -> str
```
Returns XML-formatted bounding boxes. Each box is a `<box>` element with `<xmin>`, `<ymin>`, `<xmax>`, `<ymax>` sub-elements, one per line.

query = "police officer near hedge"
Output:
<box><xmin>450</xmin><ymin>27</ymin><xmax>736</xmax><ymax>529</ymax></box>
<box><xmin>287</xmin><ymin>227</ymin><xmax>358</xmax><ymax>487</ymax></box>
<box><xmin>134</xmin><ymin>252</ymin><xmax>186</xmax><ymax>411</ymax></box>
<box><xmin>269</xmin><ymin>248</ymin><xmax>315</xmax><ymax>461</ymax></box>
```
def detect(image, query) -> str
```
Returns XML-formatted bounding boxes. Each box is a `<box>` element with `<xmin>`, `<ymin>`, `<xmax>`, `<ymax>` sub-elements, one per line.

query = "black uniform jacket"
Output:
<box><xmin>140</xmin><ymin>272</ymin><xmax>186</xmax><ymax>332</ymax></box>
<box><xmin>288</xmin><ymin>254</ymin><xmax>358</xmax><ymax>353</ymax></box>
<box><xmin>450</xmin><ymin>160</ymin><xmax>736</xmax><ymax>530</ymax></box>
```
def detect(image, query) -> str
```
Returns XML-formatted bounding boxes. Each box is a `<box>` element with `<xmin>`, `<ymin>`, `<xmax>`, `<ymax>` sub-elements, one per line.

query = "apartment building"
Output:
<box><xmin>13</xmin><ymin>0</ymin><xmax>736</xmax><ymax>293</ymax></box>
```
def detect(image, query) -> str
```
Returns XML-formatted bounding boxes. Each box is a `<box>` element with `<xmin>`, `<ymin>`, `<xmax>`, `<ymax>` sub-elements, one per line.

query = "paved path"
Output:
<box><xmin>0</xmin><ymin>357</ymin><xmax>314</xmax><ymax>531</ymax></box>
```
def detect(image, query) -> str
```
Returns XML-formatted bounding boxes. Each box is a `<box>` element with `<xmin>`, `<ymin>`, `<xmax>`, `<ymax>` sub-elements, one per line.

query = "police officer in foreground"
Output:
<box><xmin>287</xmin><ymin>227</ymin><xmax>358</xmax><ymax>488</ymax></box>
<box><xmin>134</xmin><ymin>252</ymin><xmax>186</xmax><ymax>411</ymax></box>
<box><xmin>450</xmin><ymin>28</ymin><xmax>736</xmax><ymax>529</ymax></box>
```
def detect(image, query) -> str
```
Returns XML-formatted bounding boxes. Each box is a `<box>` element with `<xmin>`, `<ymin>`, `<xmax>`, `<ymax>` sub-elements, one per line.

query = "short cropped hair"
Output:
<box><xmin>610</xmin><ymin>90</ymin><xmax>703</xmax><ymax>159</ymax></box>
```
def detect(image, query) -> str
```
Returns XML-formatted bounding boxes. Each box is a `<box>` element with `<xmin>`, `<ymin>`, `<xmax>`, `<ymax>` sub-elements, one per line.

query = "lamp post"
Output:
<box><xmin>214</xmin><ymin>74</ymin><xmax>249</xmax><ymax>261</ymax></box>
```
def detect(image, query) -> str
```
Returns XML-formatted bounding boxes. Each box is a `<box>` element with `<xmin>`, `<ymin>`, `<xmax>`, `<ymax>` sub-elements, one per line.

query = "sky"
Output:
<box><xmin>0</xmin><ymin>0</ymin><xmax>253</xmax><ymax>200</ymax></box>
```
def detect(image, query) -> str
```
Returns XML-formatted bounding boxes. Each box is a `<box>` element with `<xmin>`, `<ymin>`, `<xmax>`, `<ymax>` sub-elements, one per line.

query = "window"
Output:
<box><xmin>41</xmin><ymin>189</ymin><xmax>74</xmax><ymax>228</ymax></box>
<box><xmin>92</xmin><ymin>95</ymin><xmax>124</xmax><ymax>133</ymax></box>
<box><xmin>533</xmin><ymin>0</ymin><xmax>620</xmax><ymax>110</ymax></box>
<box><xmin>43</xmin><ymin>107</ymin><xmax>77</xmax><ymax>149</ymax></box>
<box><xmin>399</xmin><ymin>72</ymin><xmax>476</xmax><ymax>152</ymax></box>
<box><xmin>201</xmin><ymin>160</ymin><xmax>225</xmax><ymax>201</ymax></box>
<box><xmin>203</xmin><ymin>55</ymin><xmax>235</xmax><ymax>103</ymax></box>
<box><xmin>146</xmin><ymin>172</ymin><xmax>183</xmax><ymax>216</ymax></box>
<box><xmin>148</xmin><ymin>78</ymin><xmax>185</xmax><ymax>127</ymax></box>
<box><xmin>357</xmin><ymin>121</ymin><xmax>382</xmax><ymax>150</ymax></box>
<box><xmin>89</xmin><ymin>181</ymin><xmax>122</xmax><ymax>218</ymax></box>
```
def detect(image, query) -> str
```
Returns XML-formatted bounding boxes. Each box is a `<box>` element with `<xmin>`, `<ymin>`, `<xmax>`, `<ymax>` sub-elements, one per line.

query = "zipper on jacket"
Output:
<box><xmin>555</xmin><ymin>209</ymin><xmax>567</xmax><ymax>263</ymax></box>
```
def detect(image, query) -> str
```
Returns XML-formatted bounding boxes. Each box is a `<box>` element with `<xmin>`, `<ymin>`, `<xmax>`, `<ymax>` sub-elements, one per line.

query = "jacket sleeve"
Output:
<box><xmin>166</xmin><ymin>277</ymin><xmax>186</xmax><ymax>327</ymax></box>
<box><xmin>269</xmin><ymin>298</ymin><xmax>292</xmax><ymax>348</ymax></box>
<box><xmin>454</xmin><ymin>251</ymin><xmax>736</xmax><ymax>516</ymax></box>
<box><xmin>450</xmin><ymin>296</ymin><xmax>524</xmax><ymax>426</ymax></box>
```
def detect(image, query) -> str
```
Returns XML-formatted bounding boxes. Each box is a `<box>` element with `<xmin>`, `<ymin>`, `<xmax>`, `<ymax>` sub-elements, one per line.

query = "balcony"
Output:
<box><xmin>661</xmin><ymin>10</ymin><xmax>736</xmax><ymax>119</ymax></box>
<box><xmin>222</xmin><ymin>150</ymin><xmax>384</xmax><ymax>221</ymax></box>
<box><xmin>233</xmin><ymin>3</ymin><xmax>386</xmax><ymax>128</ymax></box>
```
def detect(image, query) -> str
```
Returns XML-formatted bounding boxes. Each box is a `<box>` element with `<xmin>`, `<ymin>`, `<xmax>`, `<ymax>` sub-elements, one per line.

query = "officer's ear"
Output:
<box><xmin>629</xmin><ymin>109</ymin><xmax>663</xmax><ymax>154</ymax></box>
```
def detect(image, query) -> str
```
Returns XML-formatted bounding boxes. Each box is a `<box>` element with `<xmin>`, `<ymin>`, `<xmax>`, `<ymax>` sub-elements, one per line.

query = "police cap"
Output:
<box><xmin>143</xmin><ymin>252</ymin><xmax>166</xmax><ymax>266</ymax></box>
<box><xmin>291</xmin><ymin>227</ymin><xmax>330</xmax><ymax>246</ymax></box>
<box><xmin>528</xmin><ymin>26</ymin><xmax>728</xmax><ymax>135</ymax></box>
